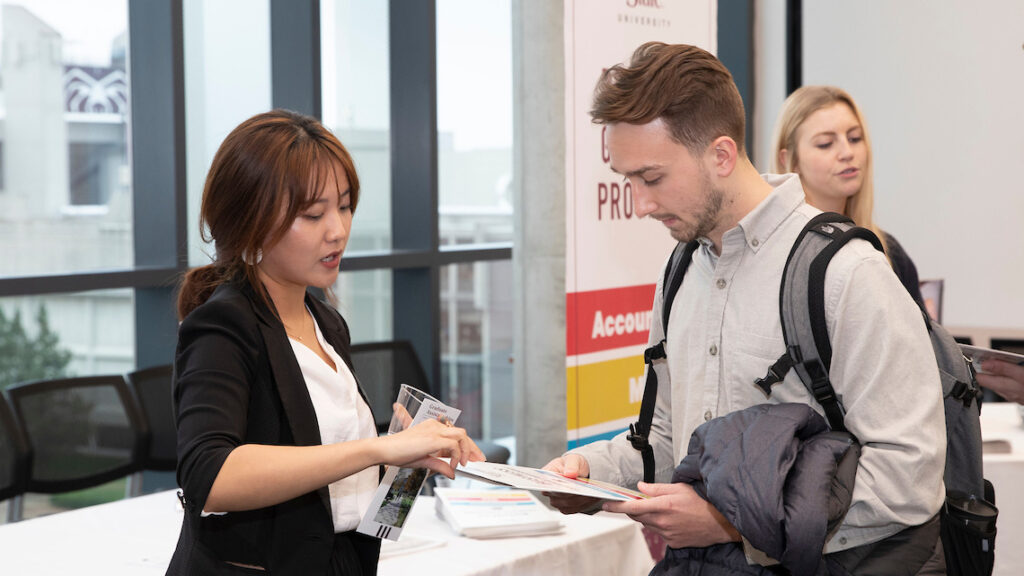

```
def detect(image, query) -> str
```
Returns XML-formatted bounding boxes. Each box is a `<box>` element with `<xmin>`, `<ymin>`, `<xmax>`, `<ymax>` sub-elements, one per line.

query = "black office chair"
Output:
<box><xmin>125</xmin><ymin>364</ymin><xmax>178</xmax><ymax>496</ymax></box>
<box><xmin>125</xmin><ymin>364</ymin><xmax>176</xmax><ymax>472</ymax></box>
<box><xmin>3</xmin><ymin>375</ymin><xmax>149</xmax><ymax>520</ymax></box>
<box><xmin>349</xmin><ymin>340</ymin><xmax>511</xmax><ymax>465</ymax></box>
<box><xmin>0</xmin><ymin>392</ymin><xmax>31</xmax><ymax>522</ymax></box>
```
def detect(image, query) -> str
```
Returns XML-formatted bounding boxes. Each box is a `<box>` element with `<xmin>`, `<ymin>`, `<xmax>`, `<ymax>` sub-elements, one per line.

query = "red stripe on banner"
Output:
<box><xmin>567</xmin><ymin>284</ymin><xmax>657</xmax><ymax>355</ymax></box>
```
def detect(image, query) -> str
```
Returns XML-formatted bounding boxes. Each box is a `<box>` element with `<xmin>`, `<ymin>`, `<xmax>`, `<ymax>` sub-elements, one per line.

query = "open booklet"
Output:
<box><xmin>356</xmin><ymin>385</ymin><xmax>462</xmax><ymax>542</ymax></box>
<box><xmin>455</xmin><ymin>461</ymin><xmax>646</xmax><ymax>501</ymax></box>
<box><xmin>960</xmin><ymin>344</ymin><xmax>1024</xmax><ymax>368</ymax></box>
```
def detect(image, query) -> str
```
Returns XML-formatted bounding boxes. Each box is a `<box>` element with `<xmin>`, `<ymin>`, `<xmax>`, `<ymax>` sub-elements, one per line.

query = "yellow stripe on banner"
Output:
<box><xmin>567</xmin><ymin>365</ymin><xmax>579</xmax><ymax>429</ymax></box>
<box><xmin>566</xmin><ymin>355</ymin><xmax>646</xmax><ymax>430</ymax></box>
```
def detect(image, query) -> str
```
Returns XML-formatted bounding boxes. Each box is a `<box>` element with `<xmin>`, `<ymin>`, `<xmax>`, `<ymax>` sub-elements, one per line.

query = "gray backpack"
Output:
<box><xmin>631</xmin><ymin>212</ymin><xmax>995</xmax><ymax>574</ymax></box>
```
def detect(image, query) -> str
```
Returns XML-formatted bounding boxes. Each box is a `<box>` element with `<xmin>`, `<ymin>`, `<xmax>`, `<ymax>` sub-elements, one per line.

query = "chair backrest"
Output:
<box><xmin>348</xmin><ymin>340</ymin><xmax>431</xmax><ymax>433</ymax></box>
<box><xmin>4</xmin><ymin>375</ymin><xmax>149</xmax><ymax>494</ymax></box>
<box><xmin>348</xmin><ymin>340</ymin><xmax>512</xmax><ymax>465</ymax></box>
<box><xmin>125</xmin><ymin>364</ymin><xmax>176</xmax><ymax>471</ymax></box>
<box><xmin>0</xmin><ymin>392</ymin><xmax>30</xmax><ymax>502</ymax></box>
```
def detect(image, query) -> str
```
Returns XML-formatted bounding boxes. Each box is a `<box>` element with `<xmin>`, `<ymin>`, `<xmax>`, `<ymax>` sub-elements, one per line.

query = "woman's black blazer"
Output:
<box><xmin>166</xmin><ymin>281</ymin><xmax>380</xmax><ymax>575</ymax></box>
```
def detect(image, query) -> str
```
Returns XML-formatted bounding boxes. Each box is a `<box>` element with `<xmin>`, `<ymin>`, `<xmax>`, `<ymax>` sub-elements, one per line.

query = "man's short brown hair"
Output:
<box><xmin>591</xmin><ymin>42</ymin><xmax>745</xmax><ymax>155</ymax></box>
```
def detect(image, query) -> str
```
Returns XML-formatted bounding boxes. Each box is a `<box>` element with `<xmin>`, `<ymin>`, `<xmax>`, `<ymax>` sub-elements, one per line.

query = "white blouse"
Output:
<box><xmin>288</xmin><ymin>312</ymin><xmax>379</xmax><ymax>533</ymax></box>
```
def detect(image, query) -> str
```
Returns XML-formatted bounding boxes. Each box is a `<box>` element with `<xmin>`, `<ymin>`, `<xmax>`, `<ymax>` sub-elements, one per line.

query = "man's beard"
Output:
<box><xmin>670</xmin><ymin>170</ymin><xmax>724</xmax><ymax>243</ymax></box>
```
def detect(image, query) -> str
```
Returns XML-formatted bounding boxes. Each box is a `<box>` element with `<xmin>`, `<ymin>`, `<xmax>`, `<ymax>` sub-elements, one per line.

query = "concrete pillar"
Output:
<box><xmin>512</xmin><ymin>0</ymin><xmax>566</xmax><ymax>468</ymax></box>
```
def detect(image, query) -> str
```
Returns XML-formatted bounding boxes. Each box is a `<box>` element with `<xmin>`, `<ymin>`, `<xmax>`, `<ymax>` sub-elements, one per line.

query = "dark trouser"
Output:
<box><xmin>825</xmin><ymin>514</ymin><xmax>943</xmax><ymax>576</ymax></box>
<box><xmin>328</xmin><ymin>531</ymin><xmax>381</xmax><ymax>576</ymax></box>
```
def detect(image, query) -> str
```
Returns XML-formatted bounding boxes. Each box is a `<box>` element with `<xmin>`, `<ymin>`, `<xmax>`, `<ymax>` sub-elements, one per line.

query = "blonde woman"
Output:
<box><xmin>773</xmin><ymin>85</ymin><xmax>924</xmax><ymax>306</ymax></box>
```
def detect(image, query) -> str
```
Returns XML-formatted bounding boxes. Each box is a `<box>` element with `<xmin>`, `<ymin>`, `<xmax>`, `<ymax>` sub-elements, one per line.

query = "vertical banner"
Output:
<box><xmin>565</xmin><ymin>1</ymin><xmax>716</xmax><ymax>448</ymax></box>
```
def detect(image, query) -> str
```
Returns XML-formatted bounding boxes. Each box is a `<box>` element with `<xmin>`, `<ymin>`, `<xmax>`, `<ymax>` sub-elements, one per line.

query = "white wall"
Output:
<box><xmin>757</xmin><ymin>0</ymin><xmax>1024</xmax><ymax>331</ymax></box>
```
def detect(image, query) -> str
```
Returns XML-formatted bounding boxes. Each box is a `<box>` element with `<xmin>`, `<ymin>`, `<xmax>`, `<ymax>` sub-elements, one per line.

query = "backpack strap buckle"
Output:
<box><xmin>645</xmin><ymin>341</ymin><xmax>666</xmax><ymax>364</ymax></box>
<box><xmin>804</xmin><ymin>358</ymin><xmax>848</xmax><ymax>432</ymax></box>
<box><xmin>627</xmin><ymin>422</ymin><xmax>649</xmax><ymax>451</ymax></box>
<box><xmin>755</xmin><ymin>351</ymin><xmax>797</xmax><ymax>396</ymax></box>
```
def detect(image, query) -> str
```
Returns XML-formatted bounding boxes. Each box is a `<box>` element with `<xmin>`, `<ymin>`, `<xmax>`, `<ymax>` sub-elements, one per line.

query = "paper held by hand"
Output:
<box><xmin>356</xmin><ymin>385</ymin><xmax>463</xmax><ymax>541</ymax></box>
<box><xmin>960</xmin><ymin>344</ymin><xmax>1024</xmax><ymax>370</ymax></box>
<box><xmin>455</xmin><ymin>461</ymin><xmax>646</xmax><ymax>501</ymax></box>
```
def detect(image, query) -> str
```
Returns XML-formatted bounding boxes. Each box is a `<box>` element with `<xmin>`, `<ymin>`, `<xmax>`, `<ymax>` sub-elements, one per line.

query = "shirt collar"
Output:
<box><xmin>733</xmin><ymin>173</ymin><xmax>807</xmax><ymax>253</ymax></box>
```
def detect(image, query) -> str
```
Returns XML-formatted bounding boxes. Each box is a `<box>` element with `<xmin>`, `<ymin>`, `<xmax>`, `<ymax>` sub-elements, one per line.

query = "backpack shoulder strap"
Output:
<box><xmin>762</xmin><ymin>212</ymin><xmax>884</xmax><ymax>433</ymax></box>
<box><xmin>628</xmin><ymin>240</ymin><xmax>698</xmax><ymax>483</ymax></box>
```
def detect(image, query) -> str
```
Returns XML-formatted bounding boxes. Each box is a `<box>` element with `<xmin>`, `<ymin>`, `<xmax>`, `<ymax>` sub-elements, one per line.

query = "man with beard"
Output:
<box><xmin>543</xmin><ymin>43</ymin><xmax>946</xmax><ymax>573</ymax></box>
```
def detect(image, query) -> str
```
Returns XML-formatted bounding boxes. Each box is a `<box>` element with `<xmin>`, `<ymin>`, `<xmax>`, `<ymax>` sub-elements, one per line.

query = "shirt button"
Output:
<box><xmin>704</xmin><ymin>410</ymin><xmax>713</xmax><ymax>422</ymax></box>
<box><xmin>751</xmin><ymin>238</ymin><xmax>760</xmax><ymax>247</ymax></box>
<box><xmin>709</xmin><ymin>344</ymin><xmax>718</xmax><ymax>356</ymax></box>
<box><xmin>839</xmin><ymin>536</ymin><xmax>848</xmax><ymax>545</ymax></box>
<box><xmin>716</xmin><ymin>278</ymin><xmax>726</xmax><ymax>289</ymax></box>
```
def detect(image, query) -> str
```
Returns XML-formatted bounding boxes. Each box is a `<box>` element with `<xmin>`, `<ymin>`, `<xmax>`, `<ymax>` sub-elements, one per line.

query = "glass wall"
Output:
<box><xmin>436</xmin><ymin>0</ymin><xmax>513</xmax><ymax>246</ymax></box>
<box><xmin>183</xmin><ymin>0</ymin><xmax>271</xmax><ymax>266</ymax></box>
<box><xmin>321</xmin><ymin>0</ymin><xmax>515</xmax><ymax>443</ymax></box>
<box><xmin>0</xmin><ymin>289</ymin><xmax>135</xmax><ymax>519</ymax></box>
<box><xmin>321</xmin><ymin>0</ymin><xmax>392</xmax><ymax>255</ymax></box>
<box><xmin>439</xmin><ymin>260</ymin><xmax>513</xmax><ymax>439</ymax></box>
<box><xmin>0</xmin><ymin>1</ymin><xmax>132</xmax><ymax>275</ymax></box>
<box><xmin>335</xmin><ymin>268</ymin><xmax>393</xmax><ymax>344</ymax></box>
<box><xmin>0</xmin><ymin>0</ymin><xmax>517</xmax><ymax>524</ymax></box>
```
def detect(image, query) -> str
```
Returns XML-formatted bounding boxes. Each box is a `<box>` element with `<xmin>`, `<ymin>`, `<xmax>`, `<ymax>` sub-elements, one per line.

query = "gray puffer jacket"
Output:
<box><xmin>651</xmin><ymin>403</ymin><xmax>860</xmax><ymax>576</ymax></box>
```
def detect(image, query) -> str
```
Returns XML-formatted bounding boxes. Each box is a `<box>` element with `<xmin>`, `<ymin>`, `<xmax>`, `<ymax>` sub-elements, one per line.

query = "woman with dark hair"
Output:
<box><xmin>167</xmin><ymin>109</ymin><xmax>482</xmax><ymax>575</ymax></box>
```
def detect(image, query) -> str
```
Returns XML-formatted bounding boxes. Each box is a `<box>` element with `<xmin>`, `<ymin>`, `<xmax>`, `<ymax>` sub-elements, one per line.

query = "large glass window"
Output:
<box><xmin>0</xmin><ymin>0</ymin><xmax>132</xmax><ymax>275</ymax></box>
<box><xmin>0</xmin><ymin>290</ymin><xmax>135</xmax><ymax>387</ymax></box>
<box><xmin>436</xmin><ymin>0</ymin><xmax>513</xmax><ymax>246</ymax></box>
<box><xmin>334</xmin><ymin>269</ymin><xmax>393</xmax><ymax>344</ymax></box>
<box><xmin>321</xmin><ymin>0</ymin><xmax>392</xmax><ymax>255</ymax></box>
<box><xmin>0</xmin><ymin>289</ymin><xmax>135</xmax><ymax>520</ymax></box>
<box><xmin>439</xmin><ymin>260</ymin><xmax>513</xmax><ymax>440</ymax></box>
<box><xmin>183</xmin><ymin>0</ymin><xmax>271</xmax><ymax>266</ymax></box>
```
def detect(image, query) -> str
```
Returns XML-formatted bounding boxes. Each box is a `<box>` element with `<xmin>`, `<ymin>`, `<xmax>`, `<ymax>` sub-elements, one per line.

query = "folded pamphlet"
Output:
<box><xmin>434</xmin><ymin>487</ymin><xmax>564</xmax><ymax>539</ymax></box>
<box><xmin>357</xmin><ymin>386</ymin><xmax>462</xmax><ymax>542</ymax></box>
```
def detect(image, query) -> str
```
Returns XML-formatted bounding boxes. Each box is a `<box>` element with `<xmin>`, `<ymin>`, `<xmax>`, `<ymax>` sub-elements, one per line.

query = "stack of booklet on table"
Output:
<box><xmin>433</xmin><ymin>488</ymin><xmax>564</xmax><ymax>539</ymax></box>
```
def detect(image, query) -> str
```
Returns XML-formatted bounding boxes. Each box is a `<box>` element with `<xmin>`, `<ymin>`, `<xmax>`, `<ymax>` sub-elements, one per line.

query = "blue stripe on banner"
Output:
<box><xmin>567</xmin><ymin>427</ymin><xmax>627</xmax><ymax>450</ymax></box>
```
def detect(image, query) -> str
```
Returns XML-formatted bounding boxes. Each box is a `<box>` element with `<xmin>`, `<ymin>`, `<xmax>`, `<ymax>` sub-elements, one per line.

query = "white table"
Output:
<box><xmin>980</xmin><ymin>402</ymin><xmax>1024</xmax><ymax>576</ymax></box>
<box><xmin>381</xmin><ymin>496</ymin><xmax>654</xmax><ymax>576</ymax></box>
<box><xmin>0</xmin><ymin>490</ymin><xmax>181</xmax><ymax>575</ymax></box>
<box><xmin>0</xmin><ymin>489</ymin><xmax>654</xmax><ymax>575</ymax></box>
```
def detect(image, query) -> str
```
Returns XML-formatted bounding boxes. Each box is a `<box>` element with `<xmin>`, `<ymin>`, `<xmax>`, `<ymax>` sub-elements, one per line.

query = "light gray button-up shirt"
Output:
<box><xmin>573</xmin><ymin>173</ymin><xmax>945</xmax><ymax>553</ymax></box>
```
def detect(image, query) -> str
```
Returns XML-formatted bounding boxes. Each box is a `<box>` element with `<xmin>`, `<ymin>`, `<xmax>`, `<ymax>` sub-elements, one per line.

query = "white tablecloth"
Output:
<box><xmin>980</xmin><ymin>402</ymin><xmax>1024</xmax><ymax>576</ymax></box>
<box><xmin>0</xmin><ymin>489</ymin><xmax>654</xmax><ymax>575</ymax></box>
<box><xmin>381</xmin><ymin>496</ymin><xmax>654</xmax><ymax>576</ymax></box>
<box><xmin>0</xmin><ymin>490</ymin><xmax>181</xmax><ymax>575</ymax></box>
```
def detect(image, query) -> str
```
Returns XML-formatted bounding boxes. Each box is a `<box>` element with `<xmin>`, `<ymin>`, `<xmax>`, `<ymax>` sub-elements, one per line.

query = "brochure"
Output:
<box><xmin>356</xmin><ymin>387</ymin><xmax>462</xmax><ymax>541</ymax></box>
<box><xmin>434</xmin><ymin>487</ymin><xmax>564</xmax><ymax>539</ymax></box>
<box><xmin>959</xmin><ymin>344</ymin><xmax>1024</xmax><ymax>369</ymax></box>
<box><xmin>455</xmin><ymin>461</ymin><xmax>646</xmax><ymax>501</ymax></box>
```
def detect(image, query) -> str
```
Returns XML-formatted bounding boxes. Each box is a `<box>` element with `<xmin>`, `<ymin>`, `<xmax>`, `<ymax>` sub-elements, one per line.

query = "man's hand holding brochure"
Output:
<box><xmin>963</xmin><ymin>344</ymin><xmax>1024</xmax><ymax>404</ymax></box>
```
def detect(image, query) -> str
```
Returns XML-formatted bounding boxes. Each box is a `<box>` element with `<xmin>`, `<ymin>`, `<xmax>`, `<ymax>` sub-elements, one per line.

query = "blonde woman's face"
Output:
<box><xmin>792</xmin><ymin>103</ymin><xmax>866</xmax><ymax>214</ymax></box>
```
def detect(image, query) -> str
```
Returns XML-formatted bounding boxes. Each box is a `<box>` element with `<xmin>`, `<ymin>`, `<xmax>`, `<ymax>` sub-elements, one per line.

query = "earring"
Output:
<box><xmin>242</xmin><ymin>248</ymin><xmax>263</xmax><ymax>266</ymax></box>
